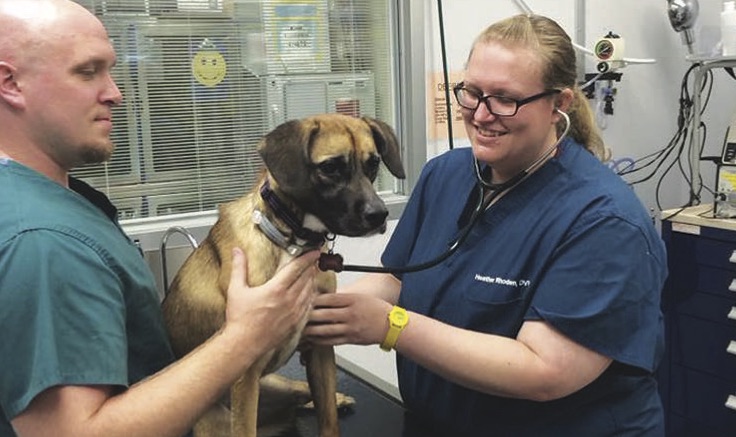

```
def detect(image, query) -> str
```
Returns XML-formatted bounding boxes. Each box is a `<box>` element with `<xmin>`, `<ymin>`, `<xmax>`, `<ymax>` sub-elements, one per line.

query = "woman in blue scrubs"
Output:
<box><xmin>306</xmin><ymin>13</ymin><xmax>667</xmax><ymax>437</ymax></box>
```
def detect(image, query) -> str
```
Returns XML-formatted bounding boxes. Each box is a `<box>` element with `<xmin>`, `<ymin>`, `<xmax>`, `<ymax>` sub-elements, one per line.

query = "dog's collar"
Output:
<box><xmin>256</xmin><ymin>180</ymin><xmax>329</xmax><ymax>256</ymax></box>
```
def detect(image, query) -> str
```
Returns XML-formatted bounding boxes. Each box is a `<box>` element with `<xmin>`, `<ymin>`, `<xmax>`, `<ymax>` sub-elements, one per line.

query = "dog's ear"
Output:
<box><xmin>361</xmin><ymin>117</ymin><xmax>406</xmax><ymax>179</ymax></box>
<box><xmin>258</xmin><ymin>119</ymin><xmax>317</xmax><ymax>189</ymax></box>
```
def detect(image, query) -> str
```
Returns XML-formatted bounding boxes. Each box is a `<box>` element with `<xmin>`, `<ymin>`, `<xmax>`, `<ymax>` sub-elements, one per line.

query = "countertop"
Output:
<box><xmin>661</xmin><ymin>204</ymin><xmax>736</xmax><ymax>232</ymax></box>
<box><xmin>274</xmin><ymin>356</ymin><xmax>407</xmax><ymax>437</ymax></box>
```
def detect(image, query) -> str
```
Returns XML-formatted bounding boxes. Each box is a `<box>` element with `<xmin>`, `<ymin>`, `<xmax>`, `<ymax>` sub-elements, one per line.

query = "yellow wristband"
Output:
<box><xmin>380</xmin><ymin>306</ymin><xmax>409</xmax><ymax>351</ymax></box>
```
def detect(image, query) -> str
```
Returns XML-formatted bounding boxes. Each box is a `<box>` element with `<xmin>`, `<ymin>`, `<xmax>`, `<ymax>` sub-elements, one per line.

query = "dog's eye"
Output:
<box><xmin>365</xmin><ymin>155</ymin><xmax>381</xmax><ymax>181</ymax></box>
<box><xmin>317</xmin><ymin>159</ymin><xmax>344</xmax><ymax>178</ymax></box>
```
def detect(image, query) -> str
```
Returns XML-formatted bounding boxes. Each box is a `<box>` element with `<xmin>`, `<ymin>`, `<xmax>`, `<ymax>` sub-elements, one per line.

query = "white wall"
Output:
<box><xmin>337</xmin><ymin>0</ymin><xmax>736</xmax><ymax>400</ymax></box>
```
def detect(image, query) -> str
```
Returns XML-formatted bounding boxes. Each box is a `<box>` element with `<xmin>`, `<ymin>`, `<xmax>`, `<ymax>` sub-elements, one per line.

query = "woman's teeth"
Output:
<box><xmin>478</xmin><ymin>127</ymin><xmax>505</xmax><ymax>137</ymax></box>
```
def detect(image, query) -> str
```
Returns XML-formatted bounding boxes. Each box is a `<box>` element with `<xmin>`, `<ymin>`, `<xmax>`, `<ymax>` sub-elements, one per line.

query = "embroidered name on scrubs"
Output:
<box><xmin>474</xmin><ymin>274</ymin><xmax>530</xmax><ymax>288</ymax></box>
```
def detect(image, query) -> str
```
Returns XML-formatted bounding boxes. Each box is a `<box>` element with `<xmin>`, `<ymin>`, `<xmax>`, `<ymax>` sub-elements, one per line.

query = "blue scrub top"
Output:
<box><xmin>383</xmin><ymin>139</ymin><xmax>667</xmax><ymax>436</ymax></box>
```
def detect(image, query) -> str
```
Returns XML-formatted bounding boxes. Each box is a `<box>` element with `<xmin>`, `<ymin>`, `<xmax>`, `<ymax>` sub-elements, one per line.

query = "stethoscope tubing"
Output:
<box><xmin>322</xmin><ymin>110</ymin><xmax>571</xmax><ymax>274</ymax></box>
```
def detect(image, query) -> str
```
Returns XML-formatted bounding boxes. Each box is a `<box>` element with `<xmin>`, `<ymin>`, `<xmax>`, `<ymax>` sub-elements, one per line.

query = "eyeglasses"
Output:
<box><xmin>453</xmin><ymin>82</ymin><xmax>561</xmax><ymax>117</ymax></box>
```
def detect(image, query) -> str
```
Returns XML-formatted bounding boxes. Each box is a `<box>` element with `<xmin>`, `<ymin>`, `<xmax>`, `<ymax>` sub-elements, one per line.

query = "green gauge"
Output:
<box><xmin>594</xmin><ymin>39</ymin><xmax>615</xmax><ymax>60</ymax></box>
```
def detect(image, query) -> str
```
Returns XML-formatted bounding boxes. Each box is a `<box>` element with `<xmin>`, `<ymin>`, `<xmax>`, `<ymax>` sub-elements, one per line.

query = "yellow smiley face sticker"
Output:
<box><xmin>192</xmin><ymin>50</ymin><xmax>227</xmax><ymax>87</ymax></box>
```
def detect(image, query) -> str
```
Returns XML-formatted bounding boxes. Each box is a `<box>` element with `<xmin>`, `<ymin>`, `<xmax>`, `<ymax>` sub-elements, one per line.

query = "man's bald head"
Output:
<box><xmin>0</xmin><ymin>0</ymin><xmax>102</xmax><ymax>65</ymax></box>
<box><xmin>0</xmin><ymin>0</ymin><xmax>120</xmax><ymax>179</ymax></box>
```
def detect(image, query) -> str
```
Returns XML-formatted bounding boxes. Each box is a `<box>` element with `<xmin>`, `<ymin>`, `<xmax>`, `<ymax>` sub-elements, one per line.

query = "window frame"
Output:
<box><xmin>93</xmin><ymin>0</ymin><xmax>428</xmax><ymax>246</ymax></box>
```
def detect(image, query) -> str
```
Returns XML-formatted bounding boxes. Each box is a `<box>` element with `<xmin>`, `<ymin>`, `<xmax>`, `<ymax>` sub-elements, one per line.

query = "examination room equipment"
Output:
<box><xmin>714</xmin><ymin>117</ymin><xmax>736</xmax><ymax>218</ymax></box>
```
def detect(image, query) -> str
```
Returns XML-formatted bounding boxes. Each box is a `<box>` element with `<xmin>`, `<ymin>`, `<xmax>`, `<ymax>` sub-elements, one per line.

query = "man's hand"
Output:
<box><xmin>224</xmin><ymin>248</ymin><xmax>320</xmax><ymax>355</ymax></box>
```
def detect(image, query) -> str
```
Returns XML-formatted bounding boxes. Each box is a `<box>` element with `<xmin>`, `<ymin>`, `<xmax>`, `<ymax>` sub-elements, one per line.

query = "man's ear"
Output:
<box><xmin>0</xmin><ymin>62</ymin><xmax>24</xmax><ymax>108</ymax></box>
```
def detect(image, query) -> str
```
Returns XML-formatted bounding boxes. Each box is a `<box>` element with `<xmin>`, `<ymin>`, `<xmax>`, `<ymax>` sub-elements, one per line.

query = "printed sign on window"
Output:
<box><xmin>427</xmin><ymin>71</ymin><xmax>467</xmax><ymax>141</ymax></box>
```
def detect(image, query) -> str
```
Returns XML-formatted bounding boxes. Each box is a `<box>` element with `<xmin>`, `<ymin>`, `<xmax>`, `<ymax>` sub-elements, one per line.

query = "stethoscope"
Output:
<box><xmin>318</xmin><ymin>109</ymin><xmax>571</xmax><ymax>273</ymax></box>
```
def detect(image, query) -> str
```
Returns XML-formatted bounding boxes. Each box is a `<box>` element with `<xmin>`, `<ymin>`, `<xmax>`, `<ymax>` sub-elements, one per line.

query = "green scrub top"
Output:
<box><xmin>0</xmin><ymin>159</ymin><xmax>175</xmax><ymax>434</ymax></box>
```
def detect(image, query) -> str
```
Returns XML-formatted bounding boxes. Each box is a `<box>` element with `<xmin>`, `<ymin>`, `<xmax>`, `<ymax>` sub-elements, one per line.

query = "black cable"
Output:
<box><xmin>726</xmin><ymin>67</ymin><xmax>736</xmax><ymax>80</ymax></box>
<box><xmin>683</xmin><ymin>65</ymin><xmax>715</xmax><ymax>205</ymax></box>
<box><xmin>437</xmin><ymin>0</ymin><xmax>454</xmax><ymax>149</ymax></box>
<box><xmin>619</xmin><ymin>64</ymin><xmax>699</xmax><ymax>181</ymax></box>
<box><xmin>317</xmin><ymin>0</ymin><xmax>463</xmax><ymax>274</ymax></box>
<box><xmin>334</xmin><ymin>192</ymin><xmax>484</xmax><ymax>273</ymax></box>
<box><xmin>322</xmin><ymin>184</ymin><xmax>499</xmax><ymax>274</ymax></box>
<box><xmin>618</xmin><ymin>62</ymin><xmax>717</xmax><ymax>210</ymax></box>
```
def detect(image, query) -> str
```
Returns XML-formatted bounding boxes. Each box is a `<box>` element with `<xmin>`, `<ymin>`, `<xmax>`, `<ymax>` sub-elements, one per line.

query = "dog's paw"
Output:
<box><xmin>300</xmin><ymin>391</ymin><xmax>356</xmax><ymax>413</ymax></box>
<box><xmin>336</xmin><ymin>392</ymin><xmax>356</xmax><ymax>410</ymax></box>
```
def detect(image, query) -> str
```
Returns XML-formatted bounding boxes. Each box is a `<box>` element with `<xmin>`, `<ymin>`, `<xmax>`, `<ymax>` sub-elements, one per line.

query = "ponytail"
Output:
<box><xmin>561</xmin><ymin>87</ymin><xmax>607</xmax><ymax>160</ymax></box>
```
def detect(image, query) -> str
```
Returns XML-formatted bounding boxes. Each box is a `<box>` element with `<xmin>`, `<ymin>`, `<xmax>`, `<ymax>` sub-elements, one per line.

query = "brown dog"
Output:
<box><xmin>161</xmin><ymin>114</ymin><xmax>405</xmax><ymax>437</ymax></box>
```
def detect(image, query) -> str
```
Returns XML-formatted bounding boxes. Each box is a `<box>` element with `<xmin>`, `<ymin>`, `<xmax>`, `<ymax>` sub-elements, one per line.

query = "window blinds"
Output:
<box><xmin>72</xmin><ymin>0</ymin><xmax>396</xmax><ymax>221</ymax></box>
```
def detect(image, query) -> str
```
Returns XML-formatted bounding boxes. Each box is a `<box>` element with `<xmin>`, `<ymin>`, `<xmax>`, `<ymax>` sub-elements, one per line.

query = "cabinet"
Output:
<box><xmin>659</xmin><ymin>205</ymin><xmax>736</xmax><ymax>435</ymax></box>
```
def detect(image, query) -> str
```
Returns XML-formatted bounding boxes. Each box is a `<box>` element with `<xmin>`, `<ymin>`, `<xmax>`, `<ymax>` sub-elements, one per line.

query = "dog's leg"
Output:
<box><xmin>193</xmin><ymin>402</ymin><xmax>230</xmax><ymax>437</ymax></box>
<box><xmin>303</xmin><ymin>345</ymin><xmax>339</xmax><ymax>437</ymax></box>
<box><xmin>231</xmin><ymin>368</ymin><xmax>262</xmax><ymax>437</ymax></box>
<box><xmin>259</xmin><ymin>373</ymin><xmax>313</xmax><ymax>407</ymax></box>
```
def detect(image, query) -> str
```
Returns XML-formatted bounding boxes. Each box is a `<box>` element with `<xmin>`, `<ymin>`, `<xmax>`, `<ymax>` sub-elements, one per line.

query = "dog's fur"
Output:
<box><xmin>161</xmin><ymin>114</ymin><xmax>405</xmax><ymax>437</ymax></box>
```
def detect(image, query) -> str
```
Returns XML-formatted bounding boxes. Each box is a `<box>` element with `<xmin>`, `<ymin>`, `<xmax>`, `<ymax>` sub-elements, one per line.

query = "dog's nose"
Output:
<box><xmin>365</xmin><ymin>207</ymin><xmax>389</xmax><ymax>229</ymax></box>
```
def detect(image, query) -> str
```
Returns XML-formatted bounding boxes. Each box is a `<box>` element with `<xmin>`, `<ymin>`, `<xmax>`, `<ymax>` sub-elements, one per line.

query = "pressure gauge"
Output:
<box><xmin>593</xmin><ymin>35</ymin><xmax>625</xmax><ymax>62</ymax></box>
<box><xmin>594</xmin><ymin>39</ymin><xmax>615</xmax><ymax>61</ymax></box>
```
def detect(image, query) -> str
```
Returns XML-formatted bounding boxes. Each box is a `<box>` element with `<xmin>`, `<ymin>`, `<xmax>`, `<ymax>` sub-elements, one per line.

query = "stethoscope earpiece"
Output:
<box><xmin>474</xmin><ymin>108</ymin><xmax>570</xmax><ymax>190</ymax></box>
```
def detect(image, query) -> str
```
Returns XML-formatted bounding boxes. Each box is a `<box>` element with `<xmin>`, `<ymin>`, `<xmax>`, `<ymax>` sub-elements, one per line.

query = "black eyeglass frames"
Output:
<box><xmin>453</xmin><ymin>82</ymin><xmax>561</xmax><ymax>117</ymax></box>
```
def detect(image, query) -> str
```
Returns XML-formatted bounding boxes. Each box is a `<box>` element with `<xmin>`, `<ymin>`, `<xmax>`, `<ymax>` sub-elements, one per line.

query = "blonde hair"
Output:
<box><xmin>469</xmin><ymin>14</ymin><xmax>606</xmax><ymax>160</ymax></box>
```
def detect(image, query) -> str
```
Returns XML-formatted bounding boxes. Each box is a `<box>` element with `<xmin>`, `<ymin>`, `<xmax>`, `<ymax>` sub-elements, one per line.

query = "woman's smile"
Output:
<box><xmin>475</xmin><ymin>124</ymin><xmax>508</xmax><ymax>140</ymax></box>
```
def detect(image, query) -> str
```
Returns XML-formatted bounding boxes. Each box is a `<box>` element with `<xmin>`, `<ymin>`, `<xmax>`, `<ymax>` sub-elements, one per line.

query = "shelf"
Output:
<box><xmin>686</xmin><ymin>55</ymin><xmax>736</xmax><ymax>64</ymax></box>
<box><xmin>662</xmin><ymin>204</ymin><xmax>736</xmax><ymax>232</ymax></box>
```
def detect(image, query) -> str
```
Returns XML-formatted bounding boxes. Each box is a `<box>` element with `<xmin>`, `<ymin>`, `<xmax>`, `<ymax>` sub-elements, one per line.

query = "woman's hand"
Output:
<box><xmin>304</xmin><ymin>293</ymin><xmax>393</xmax><ymax>346</ymax></box>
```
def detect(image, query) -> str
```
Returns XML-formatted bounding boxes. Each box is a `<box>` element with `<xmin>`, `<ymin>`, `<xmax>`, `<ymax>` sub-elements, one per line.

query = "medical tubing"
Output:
<box><xmin>329</xmin><ymin>0</ymin><xmax>459</xmax><ymax>274</ymax></box>
<box><xmin>437</xmin><ymin>0</ymin><xmax>454</xmax><ymax>148</ymax></box>
<box><xmin>332</xmin><ymin>111</ymin><xmax>571</xmax><ymax>274</ymax></box>
<box><xmin>336</xmin><ymin>184</ymin><xmax>497</xmax><ymax>274</ymax></box>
